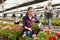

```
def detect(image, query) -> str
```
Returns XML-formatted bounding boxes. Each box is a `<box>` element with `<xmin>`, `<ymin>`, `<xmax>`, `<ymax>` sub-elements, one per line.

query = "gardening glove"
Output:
<box><xmin>38</xmin><ymin>22</ymin><xmax>41</xmax><ymax>28</ymax></box>
<box><xmin>28</xmin><ymin>28</ymin><xmax>32</xmax><ymax>32</ymax></box>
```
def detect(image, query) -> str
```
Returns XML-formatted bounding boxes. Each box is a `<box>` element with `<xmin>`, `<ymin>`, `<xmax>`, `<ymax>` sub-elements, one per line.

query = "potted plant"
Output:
<box><xmin>31</xmin><ymin>22</ymin><xmax>39</xmax><ymax>34</ymax></box>
<box><xmin>0</xmin><ymin>24</ymin><xmax>23</xmax><ymax>40</ymax></box>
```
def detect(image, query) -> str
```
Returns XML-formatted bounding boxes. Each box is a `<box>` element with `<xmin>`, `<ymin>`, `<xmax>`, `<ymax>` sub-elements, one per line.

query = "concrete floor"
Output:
<box><xmin>52</xmin><ymin>26</ymin><xmax>60</xmax><ymax>32</ymax></box>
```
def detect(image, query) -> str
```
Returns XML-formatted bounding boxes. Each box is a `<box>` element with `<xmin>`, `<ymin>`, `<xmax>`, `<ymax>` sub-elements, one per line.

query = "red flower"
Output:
<box><xmin>6</xmin><ymin>28</ymin><xmax>10</xmax><ymax>30</ymax></box>
<box><xmin>14</xmin><ymin>28</ymin><xmax>17</xmax><ymax>32</ymax></box>
<box><xmin>52</xmin><ymin>36</ymin><xmax>56</xmax><ymax>40</ymax></box>
<box><xmin>49</xmin><ymin>36</ymin><xmax>56</xmax><ymax>40</ymax></box>
<box><xmin>55</xmin><ymin>32</ymin><xmax>60</xmax><ymax>37</ymax></box>
<box><xmin>2</xmin><ymin>24</ymin><xmax>4</xmax><ymax>27</ymax></box>
<box><xmin>49</xmin><ymin>36</ymin><xmax>53</xmax><ymax>40</ymax></box>
<box><xmin>20</xmin><ymin>26</ymin><xmax>23</xmax><ymax>30</ymax></box>
<box><xmin>12</xmin><ymin>32</ymin><xmax>15</xmax><ymax>35</ymax></box>
<box><xmin>13</xmin><ymin>27</ymin><xmax>19</xmax><ymax>32</ymax></box>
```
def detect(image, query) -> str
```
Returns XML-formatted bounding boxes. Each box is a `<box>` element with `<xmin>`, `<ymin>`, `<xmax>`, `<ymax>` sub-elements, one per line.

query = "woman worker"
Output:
<box><xmin>22</xmin><ymin>7</ymin><xmax>40</xmax><ymax>38</ymax></box>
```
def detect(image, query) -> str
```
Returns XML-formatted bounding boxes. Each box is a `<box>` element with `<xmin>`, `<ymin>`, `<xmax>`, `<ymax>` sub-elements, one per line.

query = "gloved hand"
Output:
<box><xmin>28</xmin><ymin>28</ymin><xmax>32</xmax><ymax>32</ymax></box>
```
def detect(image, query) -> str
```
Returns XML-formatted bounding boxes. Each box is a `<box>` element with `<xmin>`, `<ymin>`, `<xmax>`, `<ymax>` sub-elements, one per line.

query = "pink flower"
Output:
<box><xmin>45</xmin><ymin>30</ymin><xmax>50</xmax><ymax>34</ymax></box>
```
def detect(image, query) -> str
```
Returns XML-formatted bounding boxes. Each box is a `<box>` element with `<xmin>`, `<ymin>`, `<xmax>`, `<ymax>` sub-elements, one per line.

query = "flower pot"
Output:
<box><xmin>32</xmin><ymin>30</ymin><xmax>37</xmax><ymax>34</ymax></box>
<box><xmin>3</xmin><ymin>36</ymin><xmax>10</xmax><ymax>40</ymax></box>
<box><xmin>16</xmin><ymin>37</ymin><xmax>19</xmax><ymax>40</ymax></box>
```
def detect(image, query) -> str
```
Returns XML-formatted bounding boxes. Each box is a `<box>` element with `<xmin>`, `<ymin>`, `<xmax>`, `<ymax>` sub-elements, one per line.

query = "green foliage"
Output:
<box><xmin>45</xmin><ymin>19</ymin><xmax>60</xmax><ymax>26</ymax></box>
<box><xmin>0</xmin><ymin>27</ymin><xmax>2</xmax><ymax>33</ymax></box>
<box><xmin>52</xmin><ymin>21</ymin><xmax>60</xmax><ymax>26</ymax></box>
<box><xmin>15</xmin><ymin>30</ymin><xmax>22</xmax><ymax>37</ymax></box>
<box><xmin>1</xmin><ymin>29</ymin><xmax>22</xmax><ymax>40</ymax></box>
<box><xmin>31</xmin><ymin>22</ymin><xmax>39</xmax><ymax>31</ymax></box>
<box><xmin>37</xmin><ymin>32</ymin><xmax>49</xmax><ymax>40</ymax></box>
<box><xmin>51</xmin><ymin>32</ymin><xmax>55</xmax><ymax>36</ymax></box>
<box><xmin>0</xmin><ymin>22</ymin><xmax>3</xmax><ymax>25</ymax></box>
<box><xmin>21</xmin><ymin>36</ymin><xmax>31</xmax><ymax>40</ymax></box>
<box><xmin>40</xmin><ymin>18</ymin><xmax>60</xmax><ymax>26</ymax></box>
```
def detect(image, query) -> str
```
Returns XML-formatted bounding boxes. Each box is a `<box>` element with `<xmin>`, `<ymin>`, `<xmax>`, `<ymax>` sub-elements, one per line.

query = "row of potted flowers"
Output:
<box><xmin>0</xmin><ymin>22</ymin><xmax>60</xmax><ymax>40</ymax></box>
<box><xmin>0</xmin><ymin>23</ymin><xmax>23</xmax><ymax>40</ymax></box>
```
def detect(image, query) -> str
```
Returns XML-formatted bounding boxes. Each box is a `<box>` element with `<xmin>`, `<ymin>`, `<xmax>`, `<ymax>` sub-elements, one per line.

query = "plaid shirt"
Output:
<box><xmin>22</xmin><ymin>16</ymin><xmax>39</xmax><ymax>28</ymax></box>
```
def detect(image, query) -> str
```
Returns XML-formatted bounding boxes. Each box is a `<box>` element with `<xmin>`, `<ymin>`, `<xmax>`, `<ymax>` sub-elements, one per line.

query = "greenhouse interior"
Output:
<box><xmin>0</xmin><ymin>0</ymin><xmax>60</xmax><ymax>40</ymax></box>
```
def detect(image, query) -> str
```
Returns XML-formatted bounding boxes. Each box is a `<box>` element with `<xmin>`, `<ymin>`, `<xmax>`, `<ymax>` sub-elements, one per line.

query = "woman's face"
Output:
<box><xmin>28</xmin><ymin>9</ymin><xmax>34</xmax><ymax>15</ymax></box>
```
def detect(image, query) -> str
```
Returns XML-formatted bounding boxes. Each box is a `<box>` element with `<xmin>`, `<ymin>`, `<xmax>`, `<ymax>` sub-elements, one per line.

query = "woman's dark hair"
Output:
<box><xmin>26</xmin><ymin>7</ymin><xmax>33</xmax><ymax>16</ymax></box>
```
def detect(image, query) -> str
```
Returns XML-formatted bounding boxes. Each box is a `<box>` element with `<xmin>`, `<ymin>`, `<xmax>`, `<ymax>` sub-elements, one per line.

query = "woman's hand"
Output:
<box><xmin>28</xmin><ymin>28</ymin><xmax>32</xmax><ymax>31</ymax></box>
<box><xmin>31</xmin><ymin>19</ymin><xmax>36</xmax><ymax>22</ymax></box>
<box><xmin>25</xmin><ymin>26</ymin><xmax>32</xmax><ymax>31</ymax></box>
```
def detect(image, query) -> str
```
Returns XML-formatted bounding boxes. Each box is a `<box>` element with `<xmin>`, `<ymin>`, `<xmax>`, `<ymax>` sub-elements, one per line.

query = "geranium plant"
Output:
<box><xmin>31</xmin><ymin>22</ymin><xmax>39</xmax><ymax>31</ymax></box>
<box><xmin>0</xmin><ymin>24</ymin><xmax>23</xmax><ymax>40</ymax></box>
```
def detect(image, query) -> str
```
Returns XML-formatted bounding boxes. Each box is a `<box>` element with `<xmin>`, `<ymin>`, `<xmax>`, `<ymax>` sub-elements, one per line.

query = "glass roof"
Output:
<box><xmin>0</xmin><ymin>0</ymin><xmax>34</xmax><ymax>11</ymax></box>
<box><xmin>0</xmin><ymin>0</ymin><xmax>60</xmax><ymax>13</ymax></box>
